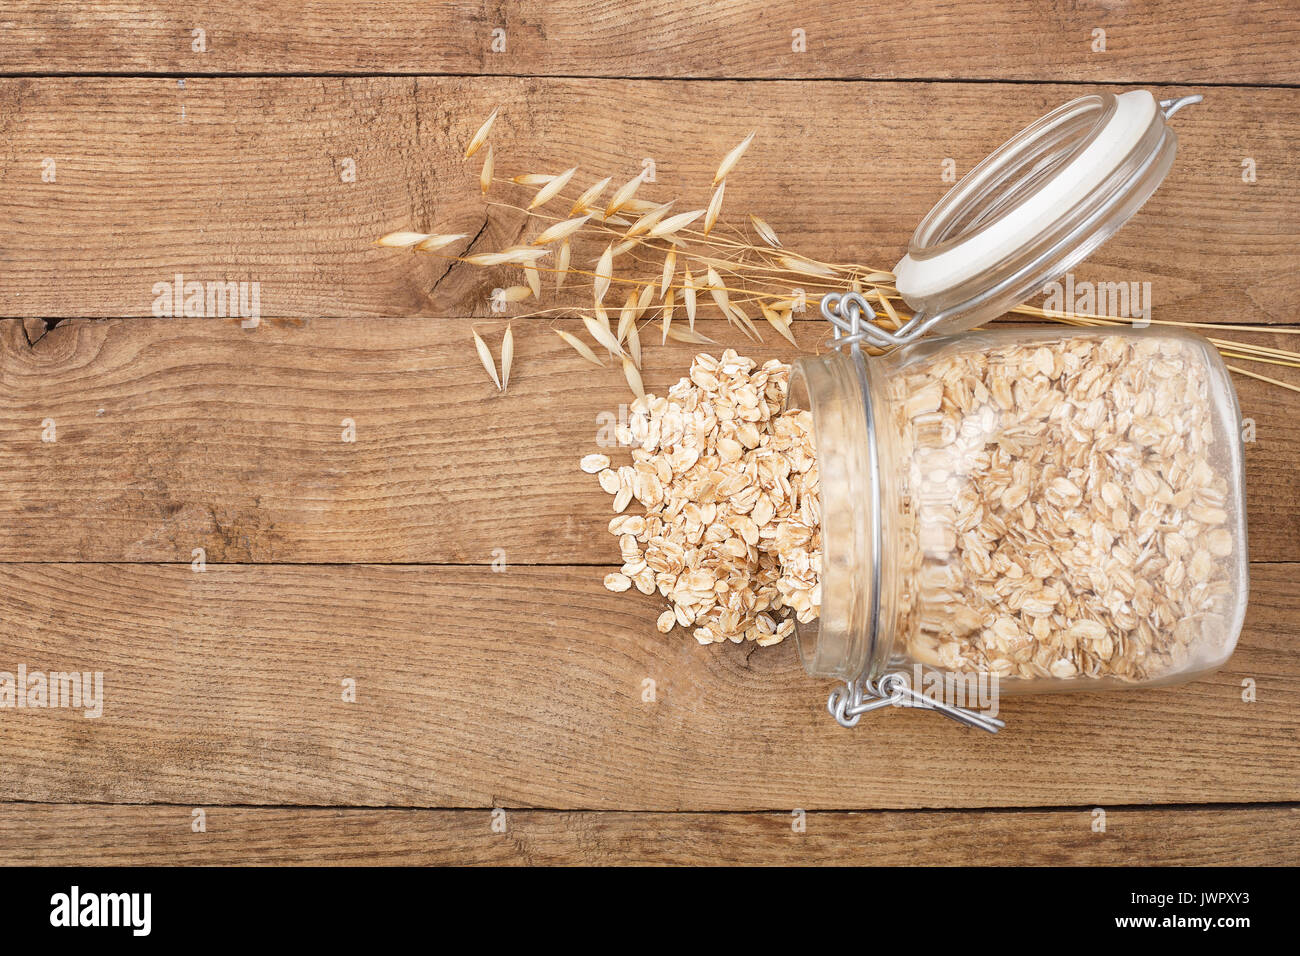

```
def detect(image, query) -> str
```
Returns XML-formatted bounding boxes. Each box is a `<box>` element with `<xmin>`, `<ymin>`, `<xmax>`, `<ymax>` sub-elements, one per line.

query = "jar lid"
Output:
<box><xmin>887</xmin><ymin>90</ymin><xmax>1200</xmax><ymax>340</ymax></box>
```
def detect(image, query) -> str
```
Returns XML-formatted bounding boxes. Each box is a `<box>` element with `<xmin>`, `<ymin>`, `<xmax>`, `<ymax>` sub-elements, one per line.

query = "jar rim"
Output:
<box><xmin>788</xmin><ymin>350</ymin><xmax>880</xmax><ymax>681</ymax></box>
<box><xmin>891</xmin><ymin>90</ymin><xmax>1182</xmax><ymax>341</ymax></box>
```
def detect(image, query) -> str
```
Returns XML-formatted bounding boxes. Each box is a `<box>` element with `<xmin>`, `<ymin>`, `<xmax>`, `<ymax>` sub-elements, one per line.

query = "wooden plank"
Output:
<box><xmin>0</xmin><ymin>79</ymin><xmax>1295</xmax><ymax>322</ymax></box>
<box><xmin>1</xmin><ymin>317</ymin><xmax>1294</xmax><ymax>564</ymax></box>
<box><xmin>0</xmin><ymin>563</ymin><xmax>1294</xmax><ymax>809</ymax></box>
<box><xmin>1</xmin><ymin>2</ymin><xmax>1296</xmax><ymax>84</ymax></box>
<box><xmin>0</xmin><ymin>803</ymin><xmax>1291</xmax><ymax>865</ymax></box>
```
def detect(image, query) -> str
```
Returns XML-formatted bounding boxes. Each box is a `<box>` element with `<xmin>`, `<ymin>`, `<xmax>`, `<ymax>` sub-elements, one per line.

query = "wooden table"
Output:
<box><xmin>0</xmin><ymin>1</ymin><xmax>1296</xmax><ymax>865</ymax></box>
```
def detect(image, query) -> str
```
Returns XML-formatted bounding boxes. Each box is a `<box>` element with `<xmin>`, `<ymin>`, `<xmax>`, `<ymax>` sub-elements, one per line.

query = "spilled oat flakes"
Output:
<box><xmin>588</xmin><ymin>350</ymin><xmax>821</xmax><ymax>646</ymax></box>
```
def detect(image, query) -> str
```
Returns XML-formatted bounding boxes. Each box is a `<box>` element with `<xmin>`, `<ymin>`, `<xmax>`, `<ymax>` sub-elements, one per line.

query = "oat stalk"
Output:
<box><xmin>375</xmin><ymin>109</ymin><xmax>1300</xmax><ymax>398</ymax></box>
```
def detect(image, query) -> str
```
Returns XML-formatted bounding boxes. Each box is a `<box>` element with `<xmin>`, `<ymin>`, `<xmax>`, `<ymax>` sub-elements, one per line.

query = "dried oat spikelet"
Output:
<box><xmin>705</xmin><ymin>266</ymin><xmax>729</xmax><ymax>318</ymax></box>
<box><xmin>659</xmin><ymin>247</ymin><xmax>676</xmax><ymax>299</ymax></box>
<box><xmin>625</xmin><ymin>202</ymin><xmax>674</xmax><ymax>239</ymax></box>
<box><xmin>529</xmin><ymin>166</ymin><xmax>578</xmax><ymax>209</ymax></box>
<box><xmin>635</xmin><ymin>282</ymin><xmax>653</xmax><ymax>318</ymax></box>
<box><xmin>571</xmin><ymin>176</ymin><xmax>612</xmax><ymax>215</ymax></box>
<box><xmin>626</xmin><ymin>316</ymin><xmax>643</xmax><ymax>369</ymax></box>
<box><xmin>583</xmin><ymin>314</ymin><xmax>624</xmax><ymax>358</ymax></box>
<box><xmin>479</xmin><ymin>144</ymin><xmax>494</xmax><ymax>194</ymax></box>
<box><xmin>621</xmin><ymin>198</ymin><xmax>662</xmax><ymax>215</ymax></box>
<box><xmin>661</xmin><ymin>290</ymin><xmax>675</xmax><ymax>344</ymax></box>
<box><xmin>712</xmin><ymin>131</ymin><xmax>755</xmax><ymax>186</ymax></box>
<box><xmin>663</xmin><ymin>325</ymin><xmax>716</xmax><ymax>345</ymax></box>
<box><xmin>523</xmin><ymin>262</ymin><xmax>542</xmax><ymax>300</ymax></box>
<box><xmin>415</xmin><ymin>233</ymin><xmax>469</xmax><ymax>252</ymax></box>
<box><xmin>464</xmin><ymin>107</ymin><xmax>499</xmax><ymax>159</ymax></box>
<box><xmin>604</xmin><ymin>175</ymin><xmax>643</xmax><ymax>218</ymax></box>
<box><xmin>472</xmin><ymin>329</ymin><xmax>502</xmax><ymax>390</ymax></box>
<box><xmin>777</xmin><ymin>254</ymin><xmax>836</xmax><ymax>277</ymax></box>
<box><xmin>683</xmin><ymin>268</ymin><xmax>697</xmax><ymax>329</ymax></box>
<box><xmin>555</xmin><ymin>329</ymin><xmax>606</xmax><ymax>368</ymax></box>
<box><xmin>648</xmin><ymin>209</ymin><xmax>705</xmax><ymax>239</ymax></box>
<box><xmin>874</xmin><ymin>287</ymin><xmax>901</xmax><ymax>325</ymax></box>
<box><xmin>760</xmin><ymin>300</ymin><xmax>797</xmax><ymax>346</ymax></box>
<box><xmin>376</xmin><ymin>231</ymin><xmax>435</xmax><ymax>248</ymax></box>
<box><xmin>622</xmin><ymin>356</ymin><xmax>646</xmax><ymax>400</ymax></box>
<box><xmin>531</xmin><ymin>214</ymin><xmax>591</xmax><ymax>246</ymax></box>
<box><xmin>556</xmin><ymin>239</ymin><xmax>571</xmax><ymax>290</ymax></box>
<box><xmin>464</xmin><ymin>246</ymin><xmax>549</xmax><ymax>267</ymax></box>
<box><xmin>500</xmin><ymin>325</ymin><xmax>514</xmax><ymax>390</ymax></box>
<box><xmin>617</xmin><ymin>291</ymin><xmax>638</xmax><ymax>344</ymax></box>
<box><xmin>728</xmin><ymin>302</ymin><xmax>761</xmax><ymax>342</ymax></box>
<box><xmin>749</xmin><ymin>214</ymin><xmax>781</xmax><ymax>248</ymax></box>
<box><xmin>496</xmin><ymin>286</ymin><xmax>532</xmax><ymax>306</ymax></box>
<box><xmin>704</xmin><ymin>181</ymin><xmax>725</xmax><ymax>236</ymax></box>
<box><xmin>593</xmin><ymin>244</ymin><xmax>614</xmax><ymax>304</ymax></box>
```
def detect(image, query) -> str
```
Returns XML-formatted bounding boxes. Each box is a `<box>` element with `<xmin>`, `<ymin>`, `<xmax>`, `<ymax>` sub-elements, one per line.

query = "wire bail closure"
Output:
<box><xmin>822</xmin><ymin>291</ymin><xmax>906</xmax><ymax>350</ymax></box>
<box><xmin>829</xmin><ymin>673</ymin><xmax>1006</xmax><ymax>733</ymax></box>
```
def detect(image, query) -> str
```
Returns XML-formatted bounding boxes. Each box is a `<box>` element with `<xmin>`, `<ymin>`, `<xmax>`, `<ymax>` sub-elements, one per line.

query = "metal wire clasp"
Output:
<box><xmin>821</xmin><ymin>291</ymin><xmax>888</xmax><ymax>350</ymax></box>
<box><xmin>821</xmin><ymin>290</ymin><xmax>947</xmax><ymax>350</ymax></box>
<box><xmin>829</xmin><ymin>673</ymin><xmax>1005</xmax><ymax>733</ymax></box>
<box><xmin>1159</xmin><ymin>94</ymin><xmax>1203</xmax><ymax>119</ymax></box>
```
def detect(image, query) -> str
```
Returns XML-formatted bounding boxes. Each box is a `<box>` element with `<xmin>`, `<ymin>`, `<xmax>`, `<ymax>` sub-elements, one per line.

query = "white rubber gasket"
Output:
<box><xmin>893</xmin><ymin>90</ymin><xmax>1159</xmax><ymax>302</ymax></box>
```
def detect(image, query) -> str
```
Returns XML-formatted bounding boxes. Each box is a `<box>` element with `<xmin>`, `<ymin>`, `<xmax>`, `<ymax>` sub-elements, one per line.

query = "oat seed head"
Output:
<box><xmin>749</xmin><ymin>214</ymin><xmax>781</xmax><ymax>248</ymax></box>
<box><xmin>704</xmin><ymin>180</ymin><xmax>725</xmax><ymax>236</ymax></box>
<box><xmin>472</xmin><ymin>329</ymin><xmax>502</xmax><ymax>390</ymax></box>
<box><xmin>593</xmin><ymin>244</ymin><xmax>614</xmax><ymax>304</ymax></box>
<box><xmin>648</xmin><ymin>209</ymin><xmax>706</xmax><ymax>240</ymax></box>
<box><xmin>528</xmin><ymin>166</ymin><xmax>579</xmax><ymax>210</ymax></box>
<box><xmin>414</xmin><ymin>233</ymin><xmax>469</xmax><ymax>252</ymax></box>
<box><xmin>464</xmin><ymin>106</ymin><xmax>499</xmax><ymax>159</ymax></box>
<box><xmin>555</xmin><ymin>329</ymin><xmax>606</xmax><ymax>368</ymax></box>
<box><xmin>479</xmin><ymin>144</ymin><xmax>494</xmax><ymax>194</ymax></box>
<box><xmin>604</xmin><ymin>175</ymin><xmax>644</xmax><ymax>218</ymax></box>
<box><xmin>376</xmin><ymin>231</ymin><xmax>434</xmax><ymax>248</ymax></box>
<box><xmin>713</xmin><ymin>131</ymin><xmax>756</xmax><ymax>186</ymax></box>
<box><xmin>622</xmin><ymin>356</ymin><xmax>646</xmax><ymax>400</ymax></box>
<box><xmin>532</xmin><ymin>214</ymin><xmax>592</xmax><ymax>246</ymax></box>
<box><xmin>571</xmin><ymin>176</ymin><xmax>612</xmax><ymax>215</ymax></box>
<box><xmin>583</xmin><ymin>313</ymin><xmax>624</xmax><ymax>358</ymax></box>
<box><xmin>500</xmin><ymin>324</ymin><xmax>514</xmax><ymax>390</ymax></box>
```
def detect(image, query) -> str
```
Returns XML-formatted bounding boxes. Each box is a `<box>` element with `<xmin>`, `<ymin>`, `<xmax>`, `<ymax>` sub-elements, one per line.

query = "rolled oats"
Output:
<box><xmin>889</xmin><ymin>334</ymin><xmax>1235</xmax><ymax>683</ymax></box>
<box><xmin>580</xmin><ymin>453</ymin><xmax>610</xmax><ymax>474</ymax></box>
<box><xmin>603</xmin><ymin>572</ymin><xmax>632</xmax><ymax>593</ymax></box>
<box><xmin>585</xmin><ymin>350</ymin><xmax>821</xmax><ymax>646</ymax></box>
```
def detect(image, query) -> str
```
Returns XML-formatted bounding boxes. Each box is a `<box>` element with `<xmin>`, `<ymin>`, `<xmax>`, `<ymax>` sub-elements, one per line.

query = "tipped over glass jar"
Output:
<box><xmin>787</xmin><ymin>90</ymin><xmax>1248</xmax><ymax>730</ymax></box>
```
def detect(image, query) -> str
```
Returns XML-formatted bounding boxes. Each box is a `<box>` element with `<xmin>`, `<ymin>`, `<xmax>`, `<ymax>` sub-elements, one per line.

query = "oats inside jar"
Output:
<box><xmin>886</xmin><ymin>332</ymin><xmax>1241</xmax><ymax>683</ymax></box>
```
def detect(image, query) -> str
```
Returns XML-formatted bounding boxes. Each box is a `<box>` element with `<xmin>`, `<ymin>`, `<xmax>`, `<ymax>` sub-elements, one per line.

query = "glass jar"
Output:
<box><xmin>787</xmin><ymin>89</ymin><xmax>1249</xmax><ymax>729</ymax></box>
<box><xmin>789</xmin><ymin>327</ymin><xmax>1249</xmax><ymax>695</ymax></box>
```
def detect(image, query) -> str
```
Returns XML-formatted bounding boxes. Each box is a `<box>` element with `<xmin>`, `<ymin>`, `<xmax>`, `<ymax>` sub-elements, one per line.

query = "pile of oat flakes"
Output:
<box><xmin>583</xmin><ymin>350</ymin><xmax>820</xmax><ymax>646</ymax></box>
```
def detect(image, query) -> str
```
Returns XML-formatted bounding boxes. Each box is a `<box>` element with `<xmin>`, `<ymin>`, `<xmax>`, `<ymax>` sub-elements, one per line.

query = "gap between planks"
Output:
<box><xmin>0</xmin><ymin>803</ymin><xmax>1293</xmax><ymax>865</ymax></box>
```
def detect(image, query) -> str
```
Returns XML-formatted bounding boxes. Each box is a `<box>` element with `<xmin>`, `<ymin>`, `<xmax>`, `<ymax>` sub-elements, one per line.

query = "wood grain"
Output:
<box><xmin>1</xmin><ymin>317</ymin><xmax>1296</xmax><ymax>564</ymax></box>
<box><xmin>1</xmin><ymin>1</ymin><xmax>1297</xmax><ymax>84</ymax></box>
<box><xmin>0</xmin><ymin>562</ymin><xmax>1294</xmax><ymax>810</ymax></box>
<box><xmin>1</xmin><ymin>79</ymin><xmax>1295</xmax><ymax>322</ymax></box>
<box><xmin>2</xmin><ymin>6</ymin><xmax>1297</xmax><ymax>862</ymax></box>
<box><xmin>0</xmin><ymin>803</ymin><xmax>1291</xmax><ymax>865</ymax></box>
